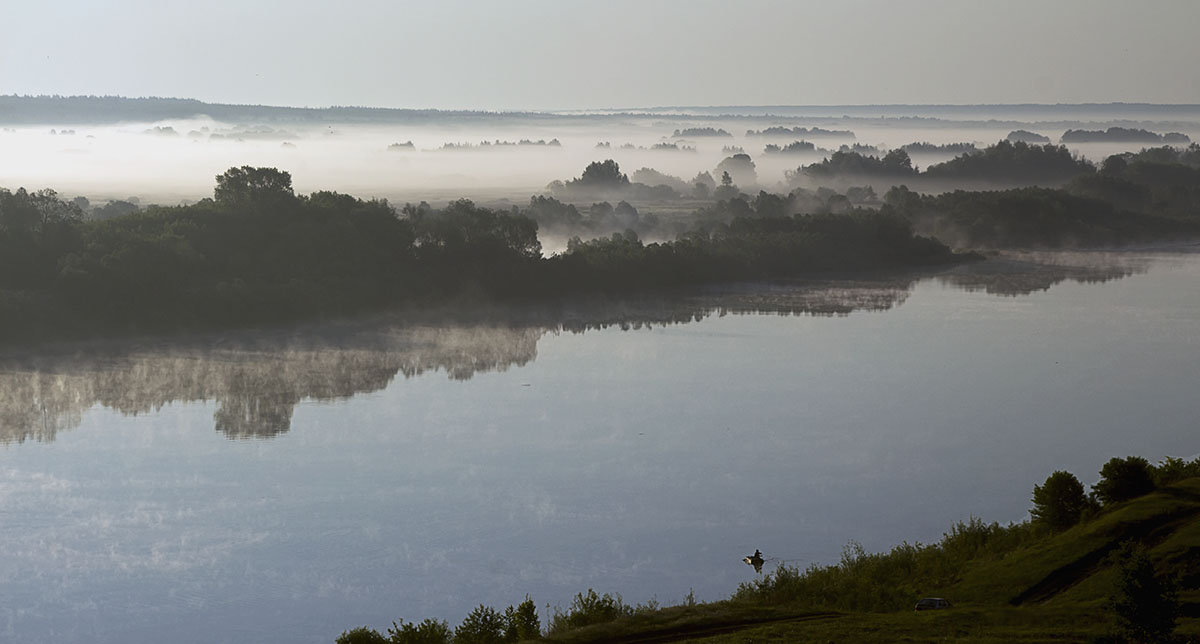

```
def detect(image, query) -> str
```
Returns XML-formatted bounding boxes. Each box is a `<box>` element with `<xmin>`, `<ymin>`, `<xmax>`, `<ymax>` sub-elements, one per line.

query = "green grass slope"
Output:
<box><xmin>542</xmin><ymin>479</ymin><xmax>1200</xmax><ymax>643</ymax></box>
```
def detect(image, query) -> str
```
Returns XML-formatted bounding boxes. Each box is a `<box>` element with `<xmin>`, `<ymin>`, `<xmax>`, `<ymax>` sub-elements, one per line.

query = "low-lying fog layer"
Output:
<box><xmin>1</xmin><ymin>104</ymin><xmax>1197</xmax><ymax>207</ymax></box>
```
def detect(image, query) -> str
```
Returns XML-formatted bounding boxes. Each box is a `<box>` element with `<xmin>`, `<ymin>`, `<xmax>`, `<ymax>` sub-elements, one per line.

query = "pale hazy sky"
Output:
<box><xmin>3</xmin><ymin>0</ymin><xmax>1198</xmax><ymax>110</ymax></box>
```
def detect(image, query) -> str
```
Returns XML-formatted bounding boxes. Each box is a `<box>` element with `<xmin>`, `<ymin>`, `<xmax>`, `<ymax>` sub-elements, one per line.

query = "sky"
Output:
<box><xmin>2</xmin><ymin>0</ymin><xmax>1199</xmax><ymax>110</ymax></box>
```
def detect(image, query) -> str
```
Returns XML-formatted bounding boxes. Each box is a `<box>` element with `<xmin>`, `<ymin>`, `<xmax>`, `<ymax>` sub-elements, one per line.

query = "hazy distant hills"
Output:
<box><xmin>623</xmin><ymin>103</ymin><xmax>1200</xmax><ymax>120</ymax></box>
<box><xmin>0</xmin><ymin>95</ymin><xmax>565</xmax><ymax>125</ymax></box>
<box><xmin>4</xmin><ymin>95</ymin><xmax>1200</xmax><ymax>126</ymax></box>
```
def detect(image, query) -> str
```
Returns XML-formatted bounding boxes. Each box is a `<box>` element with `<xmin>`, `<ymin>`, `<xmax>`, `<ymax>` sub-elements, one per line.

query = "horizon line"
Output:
<box><xmin>5</xmin><ymin>94</ymin><xmax>1200</xmax><ymax>115</ymax></box>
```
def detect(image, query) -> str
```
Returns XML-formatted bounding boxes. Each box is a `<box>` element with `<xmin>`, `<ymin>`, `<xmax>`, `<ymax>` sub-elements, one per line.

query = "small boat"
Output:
<box><xmin>743</xmin><ymin>549</ymin><xmax>764</xmax><ymax>573</ymax></box>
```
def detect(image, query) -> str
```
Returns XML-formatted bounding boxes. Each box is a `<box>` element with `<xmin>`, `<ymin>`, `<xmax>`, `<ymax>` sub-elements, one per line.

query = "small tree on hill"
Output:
<box><xmin>453</xmin><ymin>605</ymin><xmax>506</xmax><ymax>644</ymax></box>
<box><xmin>1031</xmin><ymin>470</ymin><xmax>1087</xmax><ymax>530</ymax></box>
<box><xmin>1093</xmin><ymin>456</ymin><xmax>1156</xmax><ymax>505</ymax></box>
<box><xmin>503</xmin><ymin>595</ymin><xmax>540</xmax><ymax>641</ymax></box>
<box><xmin>1109</xmin><ymin>541</ymin><xmax>1179</xmax><ymax>643</ymax></box>
<box><xmin>389</xmin><ymin>618</ymin><xmax>452</xmax><ymax>644</ymax></box>
<box><xmin>335</xmin><ymin>626</ymin><xmax>387</xmax><ymax>644</ymax></box>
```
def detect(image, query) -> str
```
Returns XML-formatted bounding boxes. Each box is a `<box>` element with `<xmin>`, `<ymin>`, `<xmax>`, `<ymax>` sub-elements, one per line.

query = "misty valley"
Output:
<box><xmin>2</xmin><ymin>97</ymin><xmax>1200</xmax><ymax>643</ymax></box>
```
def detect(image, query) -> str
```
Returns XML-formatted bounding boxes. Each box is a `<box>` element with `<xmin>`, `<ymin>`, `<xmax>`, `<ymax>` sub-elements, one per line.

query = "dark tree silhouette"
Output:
<box><xmin>334</xmin><ymin>627</ymin><xmax>388</xmax><ymax>644</ymax></box>
<box><xmin>388</xmin><ymin>618</ymin><xmax>453</xmax><ymax>644</ymax></box>
<box><xmin>1006</xmin><ymin>130</ymin><xmax>1051</xmax><ymax>144</ymax></box>
<box><xmin>802</xmin><ymin>150</ymin><xmax>918</xmax><ymax>179</ymax></box>
<box><xmin>577</xmin><ymin>160</ymin><xmax>629</xmax><ymax>187</ymax></box>
<box><xmin>453</xmin><ymin>605</ymin><xmax>507</xmax><ymax>644</ymax></box>
<box><xmin>1030</xmin><ymin>471</ymin><xmax>1087</xmax><ymax>530</ymax></box>
<box><xmin>923</xmin><ymin>140</ymin><xmax>1093</xmax><ymax>183</ymax></box>
<box><xmin>503</xmin><ymin>596</ymin><xmax>540</xmax><ymax>642</ymax></box>
<box><xmin>1093</xmin><ymin>457</ymin><xmax>1156</xmax><ymax>505</ymax></box>
<box><xmin>214</xmin><ymin>166</ymin><xmax>296</xmax><ymax>210</ymax></box>
<box><xmin>1109</xmin><ymin>541</ymin><xmax>1179</xmax><ymax>643</ymax></box>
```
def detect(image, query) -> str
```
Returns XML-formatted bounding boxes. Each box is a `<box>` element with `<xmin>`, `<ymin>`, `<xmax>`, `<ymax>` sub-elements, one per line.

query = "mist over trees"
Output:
<box><xmin>788</xmin><ymin>140</ymin><xmax>1098</xmax><ymax>188</ymax></box>
<box><xmin>801</xmin><ymin>149</ymin><xmax>917</xmax><ymax>180</ymax></box>
<box><xmin>715</xmin><ymin>153</ymin><xmax>758</xmax><ymax>187</ymax></box>
<box><xmin>672</xmin><ymin>127</ymin><xmax>731</xmax><ymax>137</ymax></box>
<box><xmin>0</xmin><ymin>164</ymin><xmax>975</xmax><ymax>343</ymax></box>
<box><xmin>763</xmin><ymin>140</ymin><xmax>817</xmax><ymax>154</ymax></box>
<box><xmin>1060</xmin><ymin>127</ymin><xmax>1191</xmax><ymax>144</ymax></box>
<box><xmin>1006</xmin><ymin>130</ymin><xmax>1051</xmax><ymax>144</ymax></box>
<box><xmin>923</xmin><ymin>141</ymin><xmax>1094</xmax><ymax>183</ymax></box>
<box><xmin>881</xmin><ymin>184</ymin><xmax>1197</xmax><ymax>248</ymax></box>
<box><xmin>1067</xmin><ymin>145</ymin><xmax>1200</xmax><ymax>218</ymax></box>
<box><xmin>900</xmin><ymin>142</ymin><xmax>977</xmax><ymax>155</ymax></box>
<box><xmin>4</xmin><ymin>122</ymin><xmax>1200</xmax><ymax>344</ymax></box>
<box><xmin>630</xmin><ymin>167</ymin><xmax>690</xmax><ymax>193</ymax></box>
<box><xmin>746</xmin><ymin>126</ymin><xmax>855</xmax><ymax>139</ymax></box>
<box><xmin>548</xmin><ymin>160</ymin><xmax>681</xmax><ymax>202</ymax></box>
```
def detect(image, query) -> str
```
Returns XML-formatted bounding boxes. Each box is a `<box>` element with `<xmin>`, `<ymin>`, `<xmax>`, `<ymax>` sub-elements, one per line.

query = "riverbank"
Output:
<box><xmin>346</xmin><ymin>475</ymin><xmax>1200</xmax><ymax>643</ymax></box>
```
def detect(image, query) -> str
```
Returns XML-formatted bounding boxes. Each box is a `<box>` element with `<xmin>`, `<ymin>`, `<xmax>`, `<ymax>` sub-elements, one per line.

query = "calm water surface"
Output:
<box><xmin>1</xmin><ymin>250</ymin><xmax>1198</xmax><ymax>643</ymax></box>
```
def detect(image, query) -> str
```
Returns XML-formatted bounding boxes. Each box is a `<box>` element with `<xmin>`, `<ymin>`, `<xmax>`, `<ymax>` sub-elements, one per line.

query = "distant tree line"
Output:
<box><xmin>8</xmin><ymin>146</ymin><xmax>1199</xmax><ymax>341</ymax></box>
<box><xmin>801</xmin><ymin>149</ymin><xmax>917</xmax><ymax>179</ymax></box>
<box><xmin>541</xmin><ymin>155</ymin><xmax>1199</xmax><ymax>250</ymax></box>
<box><xmin>881</xmin><ymin>184</ymin><xmax>1196</xmax><ymax>248</ymax></box>
<box><xmin>0</xmin><ymin>95</ymin><xmax>599</xmax><ymax>126</ymax></box>
<box><xmin>746</xmin><ymin>126</ymin><xmax>855</xmax><ymax>139</ymax></box>
<box><xmin>672</xmin><ymin>127</ymin><xmax>731</xmax><ymax>137</ymax></box>
<box><xmin>764</xmin><ymin>140</ymin><xmax>817</xmax><ymax>154</ymax></box>
<box><xmin>1006</xmin><ymin>130</ymin><xmax>1051</xmax><ymax>144</ymax></box>
<box><xmin>922</xmin><ymin>140</ymin><xmax>1094</xmax><ymax>183</ymax></box>
<box><xmin>437</xmin><ymin>139</ymin><xmax>561</xmax><ymax>150</ymax></box>
<box><xmin>796</xmin><ymin>140</ymin><xmax>1093</xmax><ymax>184</ymax></box>
<box><xmin>0</xmin><ymin>166</ymin><xmax>966</xmax><ymax>343</ymax></box>
<box><xmin>900</xmin><ymin>141</ymin><xmax>978</xmax><ymax>155</ymax></box>
<box><xmin>1067</xmin><ymin>144</ymin><xmax>1200</xmax><ymax>219</ymax></box>
<box><xmin>1060</xmin><ymin>127</ymin><xmax>1190</xmax><ymax>144</ymax></box>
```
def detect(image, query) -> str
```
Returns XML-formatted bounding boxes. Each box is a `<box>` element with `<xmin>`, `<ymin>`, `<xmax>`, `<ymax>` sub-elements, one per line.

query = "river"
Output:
<box><xmin>1</xmin><ymin>249</ymin><xmax>1197</xmax><ymax>643</ymax></box>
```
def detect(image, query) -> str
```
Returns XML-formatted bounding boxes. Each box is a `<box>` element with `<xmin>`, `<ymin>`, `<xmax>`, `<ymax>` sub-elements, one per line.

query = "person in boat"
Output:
<box><xmin>744</xmin><ymin>549</ymin><xmax>764</xmax><ymax>573</ymax></box>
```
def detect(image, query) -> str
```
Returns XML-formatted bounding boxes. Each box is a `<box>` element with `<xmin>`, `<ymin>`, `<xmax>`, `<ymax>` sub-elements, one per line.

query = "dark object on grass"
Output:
<box><xmin>914</xmin><ymin>597</ymin><xmax>952</xmax><ymax>611</ymax></box>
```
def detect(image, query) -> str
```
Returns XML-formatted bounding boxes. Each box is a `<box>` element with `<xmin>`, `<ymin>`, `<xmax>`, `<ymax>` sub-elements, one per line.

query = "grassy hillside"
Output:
<box><xmin>538</xmin><ymin>479</ymin><xmax>1200</xmax><ymax>643</ymax></box>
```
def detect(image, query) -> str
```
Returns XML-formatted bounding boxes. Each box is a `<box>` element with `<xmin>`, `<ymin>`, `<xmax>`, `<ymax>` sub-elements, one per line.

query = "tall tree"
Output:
<box><xmin>1093</xmin><ymin>456</ymin><xmax>1156</xmax><ymax>505</ymax></box>
<box><xmin>1030</xmin><ymin>471</ymin><xmax>1087</xmax><ymax>530</ymax></box>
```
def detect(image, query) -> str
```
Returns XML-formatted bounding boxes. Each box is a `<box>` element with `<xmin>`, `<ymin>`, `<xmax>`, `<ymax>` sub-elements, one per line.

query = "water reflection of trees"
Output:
<box><xmin>0</xmin><ymin>326</ymin><xmax>542</xmax><ymax>443</ymax></box>
<box><xmin>935</xmin><ymin>251</ymin><xmax>1148</xmax><ymax>296</ymax></box>
<box><xmin>0</xmin><ymin>252</ymin><xmax>1146</xmax><ymax>444</ymax></box>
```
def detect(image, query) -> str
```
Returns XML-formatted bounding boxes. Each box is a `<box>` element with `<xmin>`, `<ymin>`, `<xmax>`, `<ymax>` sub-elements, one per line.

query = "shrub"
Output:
<box><xmin>1109</xmin><ymin>542</ymin><xmax>1179</xmax><ymax>643</ymax></box>
<box><xmin>336</xmin><ymin>626</ymin><xmax>388</xmax><ymax>644</ymax></box>
<box><xmin>547</xmin><ymin>589</ymin><xmax>633</xmax><ymax>635</ymax></box>
<box><xmin>732</xmin><ymin>518</ymin><xmax>1036</xmax><ymax>612</ymax></box>
<box><xmin>389</xmin><ymin>618</ymin><xmax>452</xmax><ymax>644</ymax></box>
<box><xmin>1152</xmin><ymin>456</ymin><xmax>1200</xmax><ymax>487</ymax></box>
<box><xmin>453</xmin><ymin>605</ymin><xmax>506</xmax><ymax>644</ymax></box>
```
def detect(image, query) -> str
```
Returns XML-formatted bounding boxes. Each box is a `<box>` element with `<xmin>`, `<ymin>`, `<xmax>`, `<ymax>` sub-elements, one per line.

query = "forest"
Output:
<box><xmin>0</xmin><ymin>166</ymin><xmax>966</xmax><ymax>343</ymax></box>
<box><xmin>3</xmin><ymin>138</ymin><xmax>1199</xmax><ymax>343</ymax></box>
